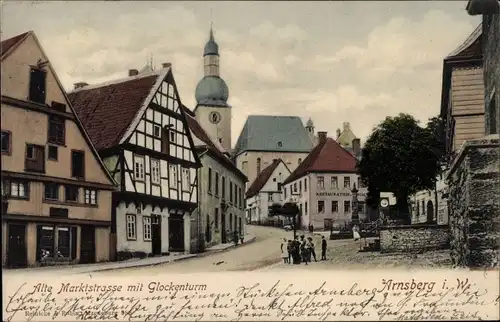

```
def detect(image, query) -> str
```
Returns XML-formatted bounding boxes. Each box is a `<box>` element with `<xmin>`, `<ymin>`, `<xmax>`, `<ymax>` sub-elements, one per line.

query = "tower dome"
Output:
<box><xmin>195</xmin><ymin>76</ymin><xmax>229</xmax><ymax>107</ymax></box>
<box><xmin>204</xmin><ymin>28</ymin><xmax>219</xmax><ymax>56</ymax></box>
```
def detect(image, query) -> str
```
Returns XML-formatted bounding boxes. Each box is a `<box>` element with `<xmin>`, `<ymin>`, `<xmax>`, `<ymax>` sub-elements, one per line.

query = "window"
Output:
<box><xmin>25</xmin><ymin>144</ymin><xmax>45</xmax><ymax>172</ymax></box>
<box><xmin>133</xmin><ymin>155</ymin><xmax>145</xmax><ymax>181</ymax></box>
<box><xmin>284</xmin><ymin>186</ymin><xmax>287</xmax><ymax>199</ymax></box>
<box><xmin>214</xmin><ymin>208</ymin><xmax>219</xmax><ymax>231</ymax></box>
<box><xmin>242</xmin><ymin>161</ymin><xmax>248</xmax><ymax>175</ymax></box>
<box><xmin>37</xmin><ymin>225</ymin><xmax>77</xmax><ymax>261</ymax></box>
<box><xmin>331</xmin><ymin>177</ymin><xmax>338</xmax><ymax>189</ymax></box>
<box><xmin>298</xmin><ymin>158</ymin><xmax>302</xmax><ymax>165</ymax></box>
<box><xmin>1</xmin><ymin>131</ymin><xmax>11</xmax><ymax>154</ymax></box>
<box><xmin>161</xmin><ymin>126</ymin><xmax>170</xmax><ymax>154</ymax></box>
<box><xmin>44</xmin><ymin>183</ymin><xmax>59</xmax><ymax>200</ymax></box>
<box><xmin>344</xmin><ymin>200</ymin><xmax>351</xmax><ymax>213</ymax></box>
<box><xmin>48</xmin><ymin>145</ymin><xmax>58</xmax><ymax>160</ymax></box>
<box><xmin>126</xmin><ymin>214</ymin><xmax>137</xmax><ymax>240</ymax></box>
<box><xmin>344</xmin><ymin>177</ymin><xmax>351</xmax><ymax>189</ymax></box>
<box><xmin>318</xmin><ymin>201</ymin><xmax>325</xmax><ymax>213</ymax></box>
<box><xmin>268</xmin><ymin>193</ymin><xmax>273</xmax><ymax>202</ymax></box>
<box><xmin>143</xmin><ymin>217</ymin><xmax>152</xmax><ymax>241</ymax></box>
<box><xmin>221</xmin><ymin>176</ymin><xmax>226</xmax><ymax>200</ymax></box>
<box><xmin>169</xmin><ymin>131</ymin><xmax>176</xmax><ymax>143</ymax></box>
<box><xmin>182</xmin><ymin>168</ymin><xmax>190</xmax><ymax>191</ymax></box>
<box><xmin>305</xmin><ymin>201</ymin><xmax>308</xmax><ymax>215</ymax></box>
<box><xmin>151</xmin><ymin>159</ymin><xmax>160</xmax><ymax>185</ymax></box>
<box><xmin>71</xmin><ymin>150</ymin><xmax>85</xmax><ymax>178</ymax></box>
<box><xmin>331</xmin><ymin>201</ymin><xmax>338</xmax><ymax>213</ymax></box>
<box><xmin>304</xmin><ymin>178</ymin><xmax>307</xmax><ymax>192</ymax></box>
<box><xmin>317</xmin><ymin>176</ymin><xmax>325</xmax><ymax>189</ymax></box>
<box><xmin>153</xmin><ymin>125</ymin><xmax>161</xmax><ymax>138</ymax></box>
<box><xmin>488</xmin><ymin>95</ymin><xmax>497</xmax><ymax>135</ymax></box>
<box><xmin>257</xmin><ymin>158</ymin><xmax>261</xmax><ymax>175</ymax></box>
<box><xmin>293</xmin><ymin>183</ymin><xmax>297</xmax><ymax>193</ymax></box>
<box><xmin>57</xmin><ymin>226</ymin><xmax>71</xmax><ymax>258</ymax></box>
<box><xmin>229</xmin><ymin>182</ymin><xmax>234</xmax><ymax>203</ymax></box>
<box><xmin>208</xmin><ymin>168</ymin><xmax>213</xmax><ymax>194</ymax></box>
<box><xmin>169</xmin><ymin>164</ymin><xmax>178</xmax><ymax>188</ymax></box>
<box><xmin>299</xmin><ymin>181</ymin><xmax>302</xmax><ymax>192</ymax></box>
<box><xmin>3</xmin><ymin>180</ymin><xmax>29</xmax><ymax>199</ymax></box>
<box><xmin>84</xmin><ymin>189</ymin><xmax>97</xmax><ymax>205</ymax></box>
<box><xmin>29</xmin><ymin>68</ymin><xmax>47</xmax><ymax>104</ymax></box>
<box><xmin>48</xmin><ymin>116</ymin><xmax>65</xmax><ymax>145</ymax></box>
<box><xmin>215</xmin><ymin>172</ymin><xmax>219</xmax><ymax>197</ymax></box>
<box><xmin>65</xmin><ymin>186</ymin><xmax>79</xmax><ymax>202</ymax></box>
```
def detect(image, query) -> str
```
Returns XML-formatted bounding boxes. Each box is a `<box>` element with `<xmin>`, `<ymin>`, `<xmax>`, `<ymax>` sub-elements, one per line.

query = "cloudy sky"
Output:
<box><xmin>2</xmin><ymin>1</ymin><xmax>480</xmax><ymax>145</ymax></box>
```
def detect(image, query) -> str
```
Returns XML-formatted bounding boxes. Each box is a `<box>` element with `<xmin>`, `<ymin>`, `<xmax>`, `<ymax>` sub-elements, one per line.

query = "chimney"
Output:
<box><xmin>318</xmin><ymin>131</ymin><xmax>328</xmax><ymax>144</ymax></box>
<box><xmin>352</xmin><ymin>138</ymin><xmax>361</xmax><ymax>157</ymax></box>
<box><xmin>343</xmin><ymin>122</ymin><xmax>350</xmax><ymax>132</ymax></box>
<box><xmin>162</xmin><ymin>62</ymin><xmax>172</xmax><ymax>68</ymax></box>
<box><xmin>336</xmin><ymin>128</ymin><xmax>341</xmax><ymax>139</ymax></box>
<box><xmin>128</xmin><ymin>69</ymin><xmax>139</xmax><ymax>77</ymax></box>
<box><xmin>73</xmin><ymin>82</ymin><xmax>88</xmax><ymax>90</ymax></box>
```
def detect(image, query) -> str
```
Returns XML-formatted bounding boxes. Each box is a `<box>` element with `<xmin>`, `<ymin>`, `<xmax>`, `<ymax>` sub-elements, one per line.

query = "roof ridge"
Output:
<box><xmin>246</xmin><ymin>159</ymin><xmax>283</xmax><ymax>198</ymax></box>
<box><xmin>69</xmin><ymin>68</ymin><xmax>166</xmax><ymax>94</ymax></box>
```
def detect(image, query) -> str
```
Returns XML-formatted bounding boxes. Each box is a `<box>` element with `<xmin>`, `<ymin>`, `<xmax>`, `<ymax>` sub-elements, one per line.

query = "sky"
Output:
<box><xmin>1</xmin><ymin>1</ymin><xmax>480</xmax><ymax>145</ymax></box>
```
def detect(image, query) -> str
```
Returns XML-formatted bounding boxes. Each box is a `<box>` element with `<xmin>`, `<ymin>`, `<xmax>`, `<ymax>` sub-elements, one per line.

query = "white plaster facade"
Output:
<box><xmin>246</xmin><ymin>161</ymin><xmax>291</xmax><ymax>223</ymax></box>
<box><xmin>410</xmin><ymin>175</ymin><xmax>449</xmax><ymax>225</ymax></box>
<box><xmin>283</xmin><ymin>173</ymin><xmax>368</xmax><ymax>230</ymax></box>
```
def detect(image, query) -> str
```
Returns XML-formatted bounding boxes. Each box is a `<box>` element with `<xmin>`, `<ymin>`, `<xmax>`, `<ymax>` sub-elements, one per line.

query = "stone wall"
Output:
<box><xmin>379</xmin><ymin>224</ymin><xmax>450</xmax><ymax>253</ymax></box>
<box><xmin>483</xmin><ymin>14</ymin><xmax>499</xmax><ymax>135</ymax></box>
<box><xmin>447</xmin><ymin>136</ymin><xmax>500</xmax><ymax>268</ymax></box>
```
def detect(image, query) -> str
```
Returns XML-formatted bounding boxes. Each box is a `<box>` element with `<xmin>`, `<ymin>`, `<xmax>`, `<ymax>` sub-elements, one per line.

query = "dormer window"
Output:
<box><xmin>29</xmin><ymin>67</ymin><xmax>47</xmax><ymax>104</ymax></box>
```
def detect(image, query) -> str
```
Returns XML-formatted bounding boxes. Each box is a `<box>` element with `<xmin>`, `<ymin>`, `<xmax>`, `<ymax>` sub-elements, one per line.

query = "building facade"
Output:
<box><xmin>184</xmin><ymin>107</ymin><xmax>247</xmax><ymax>249</ymax></box>
<box><xmin>233</xmin><ymin>115</ymin><xmax>313</xmax><ymax>186</ymax></box>
<box><xmin>410</xmin><ymin>174</ymin><xmax>448</xmax><ymax>225</ymax></box>
<box><xmin>245</xmin><ymin>159</ymin><xmax>291</xmax><ymax>224</ymax></box>
<box><xmin>69</xmin><ymin>65</ymin><xmax>201</xmax><ymax>258</ymax></box>
<box><xmin>282</xmin><ymin>132</ymin><xmax>367</xmax><ymax>230</ymax></box>
<box><xmin>1</xmin><ymin>31</ymin><xmax>116</xmax><ymax>268</ymax></box>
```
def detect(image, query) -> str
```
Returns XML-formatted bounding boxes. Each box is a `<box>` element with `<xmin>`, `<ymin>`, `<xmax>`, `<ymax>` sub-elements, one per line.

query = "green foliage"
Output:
<box><xmin>358</xmin><ymin>113</ymin><xmax>442</xmax><ymax>215</ymax></box>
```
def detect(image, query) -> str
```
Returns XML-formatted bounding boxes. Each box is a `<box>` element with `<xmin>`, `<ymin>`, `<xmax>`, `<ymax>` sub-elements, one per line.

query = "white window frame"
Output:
<box><xmin>151</xmin><ymin>158</ymin><xmax>160</xmax><ymax>185</ymax></box>
<box><xmin>153</xmin><ymin>125</ymin><xmax>161</xmax><ymax>138</ymax></box>
<box><xmin>344</xmin><ymin>201</ymin><xmax>351</xmax><ymax>213</ymax></box>
<box><xmin>169</xmin><ymin>164</ymin><xmax>178</xmax><ymax>188</ymax></box>
<box><xmin>318</xmin><ymin>200</ymin><xmax>325</xmax><ymax>213</ymax></box>
<box><xmin>344</xmin><ymin>177</ymin><xmax>351</xmax><ymax>189</ymax></box>
<box><xmin>126</xmin><ymin>214</ymin><xmax>137</xmax><ymax>240</ymax></box>
<box><xmin>134</xmin><ymin>155</ymin><xmax>145</xmax><ymax>181</ymax></box>
<box><xmin>84</xmin><ymin>189</ymin><xmax>97</xmax><ymax>205</ymax></box>
<box><xmin>10</xmin><ymin>181</ymin><xmax>28</xmax><ymax>198</ymax></box>
<box><xmin>331</xmin><ymin>176</ymin><xmax>338</xmax><ymax>189</ymax></box>
<box><xmin>317</xmin><ymin>176</ymin><xmax>325</xmax><ymax>189</ymax></box>
<box><xmin>143</xmin><ymin>216</ymin><xmax>152</xmax><ymax>241</ymax></box>
<box><xmin>181</xmin><ymin>168</ymin><xmax>190</xmax><ymax>192</ymax></box>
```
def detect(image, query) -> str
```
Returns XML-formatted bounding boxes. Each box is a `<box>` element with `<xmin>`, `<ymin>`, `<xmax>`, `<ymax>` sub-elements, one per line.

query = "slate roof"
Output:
<box><xmin>246</xmin><ymin>159</ymin><xmax>283</xmax><ymax>198</ymax></box>
<box><xmin>283</xmin><ymin>138</ymin><xmax>358</xmax><ymax>185</ymax></box>
<box><xmin>183</xmin><ymin>106</ymin><xmax>247</xmax><ymax>181</ymax></box>
<box><xmin>1</xmin><ymin>31</ymin><xmax>29</xmax><ymax>58</ymax></box>
<box><xmin>445</xmin><ymin>23</ymin><xmax>482</xmax><ymax>60</ymax></box>
<box><xmin>68</xmin><ymin>72</ymin><xmax>160</xmax><ymax>150</ymax></box>
<box><xmin>233</xmin><ymin>115</ymin><xmax>313</xmax><ymax>156</ymax></box>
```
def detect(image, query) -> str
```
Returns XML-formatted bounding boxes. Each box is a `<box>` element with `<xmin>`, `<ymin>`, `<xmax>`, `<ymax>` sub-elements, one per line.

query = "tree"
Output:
<box><xmin>269</xmin><ymin>202</ymin><xmax>299</xmax><ymax>238</ymax></box>
<box><xmin>426</xmin><ymin>115</ymin><xmax>446</xmax><ymax>166</ymax></box>
<box><xmin>357</xmin><ymin>113</ymin><xmax>441</xmax><ymax>222</ymax></box>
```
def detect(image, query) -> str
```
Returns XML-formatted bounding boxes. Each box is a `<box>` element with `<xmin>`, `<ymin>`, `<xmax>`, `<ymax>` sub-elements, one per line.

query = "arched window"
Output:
<box><xmin>298</xmin><ymin>158</ymin><xmax>302</xmax><ymax>165</ymax></box>
<box><xmin>257</xmin><ymin>158</ymin><xmax>261</xmax><ymax>174</ymax></box>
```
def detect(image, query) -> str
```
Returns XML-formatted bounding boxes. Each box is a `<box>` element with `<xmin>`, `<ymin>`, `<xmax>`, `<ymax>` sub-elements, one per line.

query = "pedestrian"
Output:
<box><xmin>321</xmin><ymin>236</ymin><xmax>327</xmax><ymax>260</ymax></box>
<box><xmin>281</xmin><ymin>238</ymin><xmax>289</xmax><ymax>264</ymax></box>
<box><xmin>307</xmin><ymin>237</ymin><xmax>317</xmax><ymax>262</ymax></box>
<box><xmin>352</xmin><ymin>225</ymin><xmax>361</xmax><ymax>241</ymax></box>
<box><xmin>287</xmin><ymin>240</ymin><xmax>292</xmax><ymax>264</ymax></box>
<box><xmin>300</xmin><ymin>235</ymin><xmax>309</xmax><ymax>265</ymax></box>
<box><xmin>293</xmin><ymin>236</ymin><xmax>301</xmax><ymax>264</ymax></box>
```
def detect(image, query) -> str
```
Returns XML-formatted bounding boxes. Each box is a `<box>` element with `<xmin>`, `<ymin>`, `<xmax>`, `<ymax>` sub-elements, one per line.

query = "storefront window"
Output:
<box><xmin>37</xmin><ymin>225</ymin><xmax>76</xmax><ymax>261</ymax></box>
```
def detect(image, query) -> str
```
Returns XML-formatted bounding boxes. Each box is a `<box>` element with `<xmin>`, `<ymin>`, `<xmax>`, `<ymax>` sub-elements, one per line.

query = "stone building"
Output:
<box><xmin>184</xmin><ymin>106</ymin><xmax>246</xmax><ymax>249</ymax></box>
<box><xmin>245</xmin><ymin>159</ymin><xmax>291</xmax><ymax>224</ymax></box>
<box><xmin>410</xmin><ymin>173</ymin><xmax>448</xmax><ymax>225</ymax></box>
<box><xmin>1</xmin><ymin>31</ymin><xmax>116</xmax><ymax>267</ymax></box>
<box><xmin>282</xmin><ymin>132</ymin><xmax>367</xmax><ymax>230</ymax></box>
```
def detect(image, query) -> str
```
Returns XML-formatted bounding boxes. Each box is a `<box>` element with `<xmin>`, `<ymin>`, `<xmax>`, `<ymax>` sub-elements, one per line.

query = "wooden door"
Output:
<box><xmin>426</xmin><ymin>201</ymin><xmax>435</xmax><ymax>223</ymax></box>
<box><xmin>7</xmin><ymin>223</ymin><xmax>27</xmax><ymax>268</ymax></box>
<box><xmin>168</xmin><ymin>216</ymin><xmax>184</xmax><ymax>252</ymax></box>
<box><xmin>80</xmin><ymin>225</ymin><xmax>95</xmax><ymax>264</ymax></box>
<box><xmin>221</xmin><ymin>214</ymin><xmax>227</xmax><ymax>243</ymax></box>
<box><xmin>151</xmin><ymin>215</ymin><xmax>162</xmax><ymax>255</ymax></box>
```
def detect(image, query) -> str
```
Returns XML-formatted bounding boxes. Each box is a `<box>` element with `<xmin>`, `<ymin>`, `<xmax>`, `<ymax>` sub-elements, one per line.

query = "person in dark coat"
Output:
<box><xmin>308</xmin><ymin>237</ymin><xmax>317</xmax><ymax>262</ymax></box>
<box><xmin>292</xmin><ymin>236</ymin><xmax>301</xmax><ymax>264</ymax></box>
<box><xmin>300</xmin><ymin>235</ymin><xmax>309</xmax><ymax>265</ymax></box>
<box><xmin>321</xmin><ymin>236</ymin><xmax>327</xmax><ymax>260</ymax></box>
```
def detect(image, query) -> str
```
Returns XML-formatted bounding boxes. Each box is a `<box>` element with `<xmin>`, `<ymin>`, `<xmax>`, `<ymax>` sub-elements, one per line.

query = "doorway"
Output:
<box><xmin>7</xmin><ymin>223</ymin><xmax>27</xmax><ymax>268</ymax></box>
<box><xmin>151</xmin><ymin>215</ymin><xmax>162</xmax><ymax>255</ymax></box>
<box><xmin>426</xmin><ymin>201</ymin><xmax>435</xmax><ymax>223</ymax></box>
<box><xmin>80</xmin><ymin>225</ymin><xmax>95</xmax><ymax>264</ymax></box>
<box><xmin>168</xmin><ymin>216</ymin><xmax>184</xmax><ymax>252</ymax></box>
<box><xmin>221</xmin><ymin>214</ymin><xmax>227</xmax><ymax>243</ymax></box>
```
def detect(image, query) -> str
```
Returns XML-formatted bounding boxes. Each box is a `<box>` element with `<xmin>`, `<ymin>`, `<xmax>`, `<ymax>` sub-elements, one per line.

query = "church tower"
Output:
<box><xmin>194</xmin><ymin>26</ymin><xmax>232</xmax><ymax>153</ymax></box>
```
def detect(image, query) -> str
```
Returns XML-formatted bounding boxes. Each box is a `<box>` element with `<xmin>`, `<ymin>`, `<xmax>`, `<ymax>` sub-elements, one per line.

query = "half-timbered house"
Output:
<box><xmin>1</xmin><ymin>31</ymin><xmax>116</xmax><ymax>268</ymax></box>
<box><xmin>69</xmin><ymin>65</ymin><xmax>201</xmax><ymax>259</ymax></box>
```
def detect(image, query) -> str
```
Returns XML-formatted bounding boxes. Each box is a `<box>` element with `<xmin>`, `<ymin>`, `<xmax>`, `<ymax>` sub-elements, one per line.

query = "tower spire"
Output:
<box><xmin>210</xmin><ymin>8</ymin><xmax>214</xmax><ymax>40</ymax></box>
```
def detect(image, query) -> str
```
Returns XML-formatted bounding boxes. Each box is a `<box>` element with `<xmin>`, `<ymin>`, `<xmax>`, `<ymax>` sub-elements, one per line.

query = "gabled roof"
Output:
<box><xmin>68</xmin><ymin>71</ymin><xmax>163</xmax><ymax>150</ymax></box>
<box><xmin>246</xmin><ymin>159</ymin><xmax>287</xmax><ymax>198</ymax></box>
<box><xmin>1</xmin><ymin>30</ymin><xmax>116</xmax><ymax>187</ymax></box>
<box><xmin>183</xmin><ymin>106</ymin><xmax>247</xmax><ymax>182</ymax></box>
<box><xmin>445</xmin><ymin>23</ymin><xmax>482</xmax><ymax>60</ymax></box>
<box><xmin>283</xmin><ymin>138</ymin><xmax>358</xmax><ymax>185</ymax></box>
<box><xmin>1</xmin><ymin>31</ymin><xmax>30</xmax><ymax>59</ymax></box>
<box><xmin>233</xmin><ymin>115</ymin><xmax>313</xmax><ymax>156</ymax></box>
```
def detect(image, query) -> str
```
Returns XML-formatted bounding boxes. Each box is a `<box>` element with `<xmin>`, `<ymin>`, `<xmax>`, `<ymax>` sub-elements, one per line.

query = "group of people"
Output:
<box><xmin>280</xmin><ymin>235</ymin><xmax>327</xmax><ymax>265</ymax></box>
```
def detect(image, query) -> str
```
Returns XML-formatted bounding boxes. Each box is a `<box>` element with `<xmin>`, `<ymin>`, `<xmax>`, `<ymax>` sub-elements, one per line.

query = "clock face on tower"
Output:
<box><xmin>209</xmin><ymin>111</ymin><xmax>222</xmax><ymax>124</ymax></box>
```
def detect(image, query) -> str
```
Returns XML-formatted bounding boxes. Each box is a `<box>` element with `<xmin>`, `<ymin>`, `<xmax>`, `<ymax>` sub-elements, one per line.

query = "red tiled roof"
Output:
<box><xmin>68</xmin><ymin>74</ymin><xmax>159</xmax><ymax>150</ymax></box>
<box><xmin>246</xmin><ymin>159</ymin><xmax>282</xmax><ymax>198</ymax></box>
<box><xmin>1</xmin><ymin>31</ymin><xmax>29</xmax><ymax>58</ymax></box>
<box><xmin>283</xmin><ymin>138</ymin><xmax>358</xmax><ymax>185</ymax></box>
<box><xmin>184</xmin><ymin>112</ymin><xmax>246</xmax><ymax>181</ymax></box>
